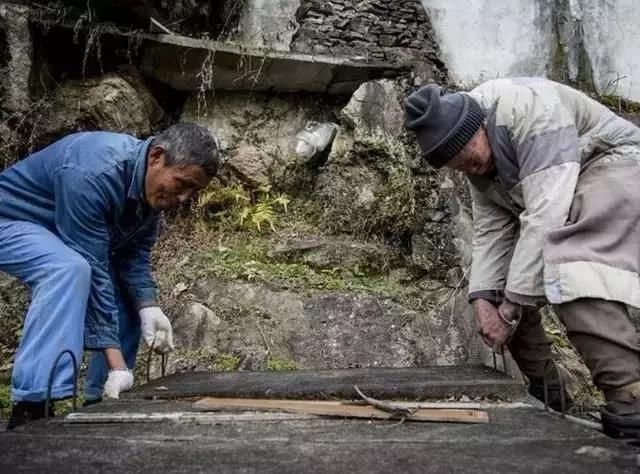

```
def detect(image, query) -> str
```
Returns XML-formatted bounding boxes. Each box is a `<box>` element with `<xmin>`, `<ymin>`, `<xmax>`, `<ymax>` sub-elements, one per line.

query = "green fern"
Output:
<box><xmin>196</xmin><ymin>183</ymin><xmax>290</xmax><ymax>233</ymax></box>
<box><xmin>197</xmin><ymin>184</ymin><xmax>250</xmax><ymax>210</ymax></box>
<box><xmin>251</xmin><ymin>202</ymin><xmax>276</xmax><ymax>231</ymax></box>
<box><xmin>272</xmin><ymin>194</ymin><xmax>291</xmax><ymax>213</ymax></box>
<box><xmin>257</xmin><ymin>184</ymin><xmax>272</xmax><ymax>195</ymax></box>
<box><xmin>238</xmin><ymin>206</ymin><xmax>251</xmax><ymax>226</ymax></box>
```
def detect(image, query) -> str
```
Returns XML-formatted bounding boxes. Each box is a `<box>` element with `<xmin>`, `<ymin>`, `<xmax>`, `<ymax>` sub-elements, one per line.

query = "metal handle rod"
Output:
<box><xmin>45</xmin><ymin>349</ymin><xmax>79</xmax><ymax>418</ymax></box>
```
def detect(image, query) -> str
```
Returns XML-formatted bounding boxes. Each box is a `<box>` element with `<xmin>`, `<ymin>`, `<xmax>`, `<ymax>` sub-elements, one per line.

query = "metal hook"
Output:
<box><xmin>146</xmin><ymin>333</ymin><xmax>169</xmax><ymax>381</ymax></box>
<box><xmin>559</xmin><ymin>377</ymin><xmax>566</xmax><ymax>418</ymax></box>
<box><xmin>543</xmin><ymin>374</ymin><xmax>549</xmax><ymax>412</ymax></box>
<box><xmin>45</xmin><ymin>349</ymin><xmax>79</xmax><ymax>418</ymax></box>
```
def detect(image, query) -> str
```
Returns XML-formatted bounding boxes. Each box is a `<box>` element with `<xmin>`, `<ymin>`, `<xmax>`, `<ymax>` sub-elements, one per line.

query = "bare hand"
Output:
<box><xmin>473</xmin><ymin>299</ymin><xmax>514</xmax><ymax>353</ymax></box>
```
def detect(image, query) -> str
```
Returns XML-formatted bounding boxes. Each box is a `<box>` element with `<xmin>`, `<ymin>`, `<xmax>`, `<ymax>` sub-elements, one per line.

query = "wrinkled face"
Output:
<box><xmin>145</xmin><ymin>146</ymin><xmax>211</xmax><ymax>211</ymax></box>
<box><xmin>445</xmin><ymin>127</ymin><xmax>494</xmax><ymax>176</ymax></box>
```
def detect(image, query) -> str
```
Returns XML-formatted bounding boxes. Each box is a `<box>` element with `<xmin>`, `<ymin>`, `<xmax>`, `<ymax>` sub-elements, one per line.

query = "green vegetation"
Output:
<box><xmin>266</xmin><ymin>355</ymin><xmax>297</xmax><ymax>371</ymax></box>
<box><xmin>594</xmin><ymin>93</ymin><xmax>640</xmax><ymax>113</ymax></box>
<box><xmin>0</xmin><ymin>383</ymin><xmax>10</xmax><ymax>419</ymax></box>
<box><xmin>170</xmin><ymin>236</ymin><xmax>427</xmax><ymax>309</ymax></box>
<box><xmin>344</xmin><ymin>133</ymin><xmax>416</xmax><ymax>237</ymax></box>
<box><xmin>213</xmin><ymin>353</ymin><xmax>241</xmax><ymax>372</ymax></box>
<box><xmin>0</xmin><ymin>382</ymin><xmax>84</xmax><ymax>419</ymax></box>
<box><xmin>196</xmin><ymin>184</ymin><xmax>290</xmax><ymax>232</ymax></box>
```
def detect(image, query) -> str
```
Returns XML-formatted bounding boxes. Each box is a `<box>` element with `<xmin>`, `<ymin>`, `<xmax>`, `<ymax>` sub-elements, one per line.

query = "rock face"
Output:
<box><xmin>312</xmin><ymin>79</ymin><xmax>470</xmax><ymax>280</ymax></box>
<box><xmin>0</xmin><ymin>3</ymin><xmax>33</xmax><ymax>164</ymax></box>
<box><xmin>268</xmin><ymin>236</ymin><xmax>396</xmax><ymax>274</ymax></box>
<box><xmin>173</xmin><ymin>302</ymin><xmax>223</xmax><ymax>350</ymax></box>
<box><xmin>167</xmin><ymin>277</ymin><xmax>482</xmax><ymax>372</ymax></box>
<box><xmin>0</xmin><ymin>3</ymin><xmax>32</xmax><ymax>114</ymax></box>
<box><xmin>34</xmin><ymin>70</ymin><xmax>164</xmax><ymax>147</ymax></box>
<box><xmin>291</xmin><ymin>0</ymin><xmax>447</xmax><ymax>83</ymax></box>
<box><xmin>181</xmin><ymin>91</ymin><xmax>339</xmax><ymax>187</ymax></box>
<box><xmin>313</xmin><ymin>79</ymin><xmax>414</xmax><ymax>236</ymax></box>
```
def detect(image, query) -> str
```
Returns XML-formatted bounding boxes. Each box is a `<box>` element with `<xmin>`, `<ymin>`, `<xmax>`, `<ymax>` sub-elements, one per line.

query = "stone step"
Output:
<box><xmin>4</xmin><ymin>402</ymin><xmax>638</xmax><ymax>473</ymax></box>
<box><xmin>125</xmin><ymin>365</ymin><xmax>525</xmax><ymax>401</ymax></box>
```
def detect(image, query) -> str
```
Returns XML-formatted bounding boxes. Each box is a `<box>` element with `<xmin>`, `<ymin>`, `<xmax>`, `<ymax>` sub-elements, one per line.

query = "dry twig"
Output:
<box><xmin>352</xmin><ymin>385</ymin><xmax>417</xmax><ymax>419</ymax></box>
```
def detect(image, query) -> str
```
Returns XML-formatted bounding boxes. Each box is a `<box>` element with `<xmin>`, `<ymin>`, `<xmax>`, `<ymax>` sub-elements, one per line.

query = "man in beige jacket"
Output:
<box><xmin>404</xmin><ymin>77</ymin><xmax>640</xmax><ymax>438</ymax></box>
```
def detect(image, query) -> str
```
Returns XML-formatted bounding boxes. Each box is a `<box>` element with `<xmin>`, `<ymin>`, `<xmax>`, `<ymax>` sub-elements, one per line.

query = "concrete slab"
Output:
<box><xmin>1</xmin><ymin>404</ymin><xmax>638</xmax><ymax>473</ymax></box>
<box><xmin>139</xmin><ymin>33</ymin><xmax>404</xmax><ymax>94</ymax></box>
<box><xmin>124</xmin><ymin>366</ymin><xmax>525</xmax><ymax>401</ymax></box>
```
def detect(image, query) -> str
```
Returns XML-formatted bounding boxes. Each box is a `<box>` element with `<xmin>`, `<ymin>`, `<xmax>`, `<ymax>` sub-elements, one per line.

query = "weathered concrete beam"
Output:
<box><xmin>124</xmin><ymin>366</ymin><xmax>525</xmax><ymax>401</ymax></box>
<box><xmin>139</xmin><ymin>33</ymin><xmax>405</xmax><ymax>95</ymax></box>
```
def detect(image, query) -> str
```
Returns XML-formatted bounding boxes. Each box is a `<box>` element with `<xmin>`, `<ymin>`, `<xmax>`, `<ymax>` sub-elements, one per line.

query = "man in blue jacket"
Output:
<box><xmin>0</xmin><ymin>122</ymin><xmax>220</xmax><ymax>428</ymax></box>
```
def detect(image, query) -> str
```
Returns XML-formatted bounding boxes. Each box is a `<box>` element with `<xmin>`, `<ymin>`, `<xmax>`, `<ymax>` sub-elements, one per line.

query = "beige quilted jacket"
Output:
<box><xmin>465</xmin><ymin>77</ymin><xmax>640</xmax><ymax>307</ymax></box>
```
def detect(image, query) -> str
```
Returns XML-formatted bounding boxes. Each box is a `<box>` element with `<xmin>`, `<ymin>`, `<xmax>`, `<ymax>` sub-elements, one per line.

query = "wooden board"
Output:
<box><xmin>192</xmin><ymin>397</ymin><xmax>489</xmax><ymax>424</ymax></box>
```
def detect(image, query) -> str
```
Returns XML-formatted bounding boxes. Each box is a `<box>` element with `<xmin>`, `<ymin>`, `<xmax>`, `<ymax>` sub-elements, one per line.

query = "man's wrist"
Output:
<box><xmin>104</xmin><ymin>348</ymin><xmax>127</xmax><ymax>370</ymax></box>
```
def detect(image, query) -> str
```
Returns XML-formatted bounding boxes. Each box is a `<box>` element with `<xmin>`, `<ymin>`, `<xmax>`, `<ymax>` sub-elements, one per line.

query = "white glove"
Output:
<box><xmin>139</xmin><ymin>306</ymin><xmax>175</xmax><ymax>354</ymax></box>
<box><xmin>103</xmin><ymin>369</ymin><xmax>134</xmax><ymax>399</ymax></box>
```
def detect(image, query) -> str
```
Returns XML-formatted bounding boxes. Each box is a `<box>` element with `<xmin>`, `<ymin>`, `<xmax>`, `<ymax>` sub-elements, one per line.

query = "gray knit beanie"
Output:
<box><xmin>404</xmin><ymin>84</ymin><xmax>485</xmax><ymax>168</ymax></box>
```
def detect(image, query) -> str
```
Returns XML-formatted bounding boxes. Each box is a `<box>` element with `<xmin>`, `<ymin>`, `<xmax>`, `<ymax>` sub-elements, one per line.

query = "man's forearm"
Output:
<box><xmin>104</xmin><ymin>348</ymin><xmax>127</xmax><ymax>369</ymax></box>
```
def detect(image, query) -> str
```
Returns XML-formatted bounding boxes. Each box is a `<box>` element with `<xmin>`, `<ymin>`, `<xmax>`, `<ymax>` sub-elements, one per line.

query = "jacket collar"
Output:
<box><xmin>128</xmin><ymin>137</ymin><xmax>154</xmax><ymax>203</ymax></box>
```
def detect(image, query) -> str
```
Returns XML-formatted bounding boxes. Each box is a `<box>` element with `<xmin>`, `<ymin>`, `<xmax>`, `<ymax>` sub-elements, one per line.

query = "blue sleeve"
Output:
<box><xmin>53</xmin><ymin>165</ymin><xmax>120</xmax><ymax>350</ymax></box>
<box><xmin>112</xmin><ymin>216</ymin><xmax>160</xmax><ymax>310</ymax></box>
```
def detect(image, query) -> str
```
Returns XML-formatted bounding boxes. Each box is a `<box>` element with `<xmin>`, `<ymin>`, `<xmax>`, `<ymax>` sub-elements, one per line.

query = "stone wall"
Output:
<box><xmin>291</xmin><ymin>0</ymin><xmax>447</xmax><ymax>83</ymax></box>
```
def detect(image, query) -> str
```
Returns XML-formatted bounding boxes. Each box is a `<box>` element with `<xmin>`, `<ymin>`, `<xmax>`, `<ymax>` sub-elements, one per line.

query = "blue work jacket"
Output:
<box><xmin>0</xmin><ymin>132</ymin><xmax>160</xmax><ymax>349</ymax></box>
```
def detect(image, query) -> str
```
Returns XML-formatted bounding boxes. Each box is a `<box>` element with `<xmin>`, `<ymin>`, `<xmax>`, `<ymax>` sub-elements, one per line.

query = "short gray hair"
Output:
<box><xmin>151</xmin><ymin>122</ymin><xmax>220</xmax><ymax>176</ymax></box>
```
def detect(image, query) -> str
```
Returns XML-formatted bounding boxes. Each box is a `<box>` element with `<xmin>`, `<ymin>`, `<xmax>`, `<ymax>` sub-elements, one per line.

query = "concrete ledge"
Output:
<box><xmin>125</xmin><ymin>366</ymin><xmax>525</xmax><ymax>401</ymax></box>
<box><xmin>139</xmin><ymin>34</ymin><xmax>405</xmax><ymax>94</ymax></box>
<box><xmin>2</xmin><ymin>405</ymin><xmax>637</xmax><ymax>473</ymax></box>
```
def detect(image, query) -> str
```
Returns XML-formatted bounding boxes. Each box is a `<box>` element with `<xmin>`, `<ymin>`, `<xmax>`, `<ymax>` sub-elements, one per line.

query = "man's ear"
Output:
<box><xmin>148</xmin><ymin>145</ymin><xmax>166</xmax><ymax>167</ymax></box>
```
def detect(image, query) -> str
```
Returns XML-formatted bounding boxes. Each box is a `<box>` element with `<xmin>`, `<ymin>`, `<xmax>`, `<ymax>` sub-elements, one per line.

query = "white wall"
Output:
<box><xmin>421</xmin><ymin>0</ymin><xmax>640</xmax><ymax>101</ymax></box>
<box><xmin>581</xmin><ymin>0</ymin><xmax>640</xmax><ymax>101</ymax></box>
<box><xmin>421</xmin><ymin>0</ymin><xmax>555</xmax><ymax>86</ymax></box>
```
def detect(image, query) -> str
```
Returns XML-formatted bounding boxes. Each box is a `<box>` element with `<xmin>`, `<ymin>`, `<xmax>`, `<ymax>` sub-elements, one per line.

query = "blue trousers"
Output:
<box><xmin>0</xmin><ymin>219</ymin><xmax>140</xmax><ymax>402</ymax></box>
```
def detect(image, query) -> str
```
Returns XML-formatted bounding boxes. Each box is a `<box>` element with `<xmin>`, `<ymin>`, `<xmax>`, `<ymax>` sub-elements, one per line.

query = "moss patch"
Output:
<box><xmin>266</xmin><ymin>355</ymin><xmax>297</xmax><ymax>371</ymax></box>
<box><xmin>0</xmin><ymin>383</ymin><xmax>10</xmax><ymax>418</ymax></box>
<box><xmin>168</xmin><ymin>234</ymin><xmax>425</xmax><ymax>305</ymax></box>
<box><xmin>214</xmin><ymin>353</ymin><xmax>241</xmax><ymax>372</ymax></box>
